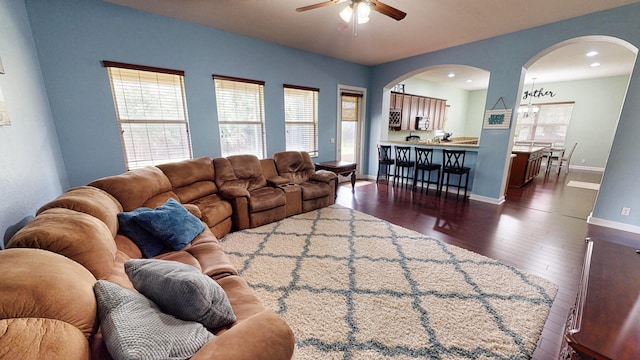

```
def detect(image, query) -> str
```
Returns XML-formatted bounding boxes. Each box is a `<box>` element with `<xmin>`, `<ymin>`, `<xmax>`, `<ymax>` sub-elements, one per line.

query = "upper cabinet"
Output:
<box><xmin>389</xmin><ymin>92</ymin><xmax>446</xmax><ymax>131</ymax></box>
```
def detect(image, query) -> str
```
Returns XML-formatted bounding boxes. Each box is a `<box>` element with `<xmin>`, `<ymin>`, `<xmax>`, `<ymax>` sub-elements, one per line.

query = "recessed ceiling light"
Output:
<box><xmin>590</xmin><ymin>62</ymin><xmax>601</xmax><ymax>67</ymax></box>
<box><xmin>586</xmin><ymin>51</ymin><xmax>599</xmax><ymax>57</ymax></box>
<box><xmin>466</xmin><ymin>79</ymin><xmax>473</xmax><ymax>83</ymax></box>
<box><xmin>448</xmin><ymin>73</ymin><xmax>455</xmax><ymax>78</ymax></box>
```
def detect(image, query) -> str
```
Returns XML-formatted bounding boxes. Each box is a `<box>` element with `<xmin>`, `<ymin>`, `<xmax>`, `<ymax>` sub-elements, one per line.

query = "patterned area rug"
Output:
<box><xmin>220</xmin><ymin>205</ymin><xmax>557</xmax><ymax>359</ymax></box>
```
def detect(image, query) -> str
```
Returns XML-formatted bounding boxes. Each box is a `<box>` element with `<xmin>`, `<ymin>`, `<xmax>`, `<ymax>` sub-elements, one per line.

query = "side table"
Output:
<box><xmin>561</xmin><ymin>238</ymin><xmax>640</xmax><ymax>359</ymax></box>
<box><xmin>315</xmin><ymin>161</ymin><xmax>357</xmax><ymax>194</ymax></box>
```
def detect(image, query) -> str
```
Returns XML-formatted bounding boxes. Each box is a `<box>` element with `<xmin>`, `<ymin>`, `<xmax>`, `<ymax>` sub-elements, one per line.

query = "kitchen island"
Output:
<box><xmin>509</xmin><ymin>145</ymin><xmax>545</xmax><ymax>187</ymax></box>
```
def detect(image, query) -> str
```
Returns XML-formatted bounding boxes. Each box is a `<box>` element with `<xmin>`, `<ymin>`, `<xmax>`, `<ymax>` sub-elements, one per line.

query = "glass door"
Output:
<box><xmin>339</xmin><ymin>91</ymin><xmax>363</xmax><ymax>163</ymax></box>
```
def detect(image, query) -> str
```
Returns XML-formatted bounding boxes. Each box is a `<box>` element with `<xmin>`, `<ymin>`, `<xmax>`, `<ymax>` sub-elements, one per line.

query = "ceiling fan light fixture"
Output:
<box><xmin>339</xmin><ymin>5</ymin><xmax>353</xmax><ymax>22</ymax></box>
<box><xmin>339</xmin><ymin>1</ymin><xmax>370</xmax><ymax>24</ymax></box>
<box><xmin>357</xmin><ymin>2</ymin><xmax>371</xmax><ymax>23</ymax></box>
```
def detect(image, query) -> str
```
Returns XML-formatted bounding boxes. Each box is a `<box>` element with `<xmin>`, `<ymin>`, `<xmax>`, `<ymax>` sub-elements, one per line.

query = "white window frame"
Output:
<box><xmin>104</xmin><ymin>61</ymin><xmax>193</xmax><ymax>170</ymax></box>
<box><xmin>284</xmin><ymin>84</ymin><xmax>319</xmax><ymax>157</ymax></box>
<box><xmin>515</xmin><ymin>101</ymin><xmax>575</xmax><ymax>144</ymax></box>
<box><xmin>213</xmin><ymin>75</ymin><xmax>266</xmax><ymax>158</ymax></box>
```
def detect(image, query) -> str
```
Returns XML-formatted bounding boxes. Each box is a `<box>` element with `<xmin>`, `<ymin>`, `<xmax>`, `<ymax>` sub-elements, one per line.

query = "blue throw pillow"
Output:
<box><xmin>117</xmin><ymin>208</ymin><xmax>165</xmax><ymax>258</ymax></box>
<box><xmin>133</xmin><ymin>198</ymin><xmax>205</xmax><ymax>250</ymax></box>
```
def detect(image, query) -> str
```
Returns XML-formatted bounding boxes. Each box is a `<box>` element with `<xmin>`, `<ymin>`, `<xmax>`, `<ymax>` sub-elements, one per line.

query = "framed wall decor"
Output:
<box><xmin>483</xmin><ymin>96</ymin><xmax>511</xmax><ymax>129</ymax></box>
<box><xmin>483</xmin><ymin>109</ymin><xmax>512</xmax><ymax>129</ymax></box>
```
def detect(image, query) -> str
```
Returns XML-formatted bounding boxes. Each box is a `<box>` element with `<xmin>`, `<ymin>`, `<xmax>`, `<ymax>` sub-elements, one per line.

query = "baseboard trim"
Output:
<box><xmin>587</xmin><ymin>214</ymin><xmax>640</xmax><ymax>235</ymax></box>
<box><xmin>543</xmin><ymin>164</ymin><xmax>604</xmax><ymax>173</ymax></box>
<box><xmin>469</xmin><ymin>193</ymin><xmax>505</xmax><ymax>205</ymax></box>
<box><xmin>569</xmin><ymin>165</ymin><xmax>604</xmax><ymax>172</ymax></box>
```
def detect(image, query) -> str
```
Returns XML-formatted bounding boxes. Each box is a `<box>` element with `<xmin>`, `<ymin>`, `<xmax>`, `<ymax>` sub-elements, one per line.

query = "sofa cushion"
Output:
<box><xmin>299</xmin><ymin>181</ymin><xmax>331</xmax><ymax>200</ymax></box>
<box><xmin>272</xmin><ymin>151</ymin><xmax>315</xmax><ymax>184</ymax></box>
<box><xmin>125</xmin><ymin>259</ymin><xmax>236</xmax><ymax>330</ymax></box>
<box><xmin>0</xmin><ymin>248</ymin><xmax>99</xmax><ymax>337</ymax></box>
<box><xmin>157</xmin><ymin>157</ymin><xmax>219</xmax><ymax>203</ymax></box>
<box><xmin>89</xmin><ymin>166</ymin><xmax>173</xmax><ymax>211</ymax></box>
<box><xmin>133</xmin><ymin>198</ymin><xmax>205</xmax><ymax>250</ymax></box>
<box><xmin>37</xmin><ymin>186</ymin><xmax>123</xmax><ymax>237</ymax></box>
<box><xmin>191</xmin><ymin>194</ymin><xmax>232</xmax><ymax>227</ymax></box>
<box><xmin>117</xmin><ymin>207</ymin><xmax>165</xmax><ymax>258</ymax></box>
<box><xmin>94</xmin><ymin>280</ymin><xmax>213</xmax><ymax>360</ymax></box>
<box><xmin>214</xmin><ymin>155</ymin><xmax>267</xmax><ymax>191</ymax></box>
<box><xmin>0</xmin><ymin>318</ymin><xmax>91</xmax><ymax>360</ymax></box>
<box><xmin>248</xmin><ymin>187</ymin><xmax>286</xmax><ymax>212</ymax></box>
<box><xmin>7</xmin><ymin>208</ymin><xmax>117</xmax><ymax>280</ymax></box>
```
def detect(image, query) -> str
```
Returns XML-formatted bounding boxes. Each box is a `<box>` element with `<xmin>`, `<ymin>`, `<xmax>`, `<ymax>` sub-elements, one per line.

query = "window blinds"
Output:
<box><xmin>106</xmin><ymin>64</ymin><xmax>192</xmax><ymax>169</ymax></box>
<box><xmin>284</xmin><ymin>85</ymin><xmax>319</xmax><ymax>157</ymax></box>
<box><xmin>213</xmin><ymin>76</ymin><xmax>266</xmax><ymax>158</ymax></box>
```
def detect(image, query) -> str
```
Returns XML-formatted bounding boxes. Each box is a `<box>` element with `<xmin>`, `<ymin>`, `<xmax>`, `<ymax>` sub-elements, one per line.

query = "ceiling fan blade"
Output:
<box><xmin>296</xmin><ymin>0</ymin><xmax>341</xmax><ymax>12</ymax></box>
<box><xmin>369</xmin><ymin>0</ymin><xmax>407</xmax><ymax>21</ymax></box>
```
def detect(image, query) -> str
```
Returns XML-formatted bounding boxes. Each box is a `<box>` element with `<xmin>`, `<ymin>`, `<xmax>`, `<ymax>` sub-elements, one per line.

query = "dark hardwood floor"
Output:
<box><xmin>335</xmin><ymin>169</ymin><xmax>640</xmax><ymax>360</ymax></box>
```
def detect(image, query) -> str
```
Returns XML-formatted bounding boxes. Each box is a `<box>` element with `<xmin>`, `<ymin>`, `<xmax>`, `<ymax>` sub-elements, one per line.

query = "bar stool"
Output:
<box><xmin>440</xmin><ymin>149</ymin><xmax>470</xmax><ymax>199</ymax></box>
<box><xmin>413</xmin><ymin>147</ymin><xmax>441</xmax><ymax>195</ymax></box>
<box><xmin>376</xmin><ymin>144</ymin><xmax>394</xmax><ymax>184</ymax></box>
<box><xmin>393</xmin><ymin>146</ymin><xmax>415</xmax><ymax>188</ymax></box>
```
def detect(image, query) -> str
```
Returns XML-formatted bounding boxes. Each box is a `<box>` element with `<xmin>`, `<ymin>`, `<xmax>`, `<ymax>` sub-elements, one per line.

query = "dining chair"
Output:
<box><xmin>533</xmin><ymin>141</ymin><xmax>553</xmax><ymax>174</ymax></box>
<box><xmin>557</xmin><ymin>142</ymin><xmax>577</xmax><ymax>174</ymax></box>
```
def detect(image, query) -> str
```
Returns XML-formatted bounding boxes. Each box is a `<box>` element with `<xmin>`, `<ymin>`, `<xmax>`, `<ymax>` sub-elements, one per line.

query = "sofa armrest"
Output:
<box><xmin>182</xmin><ymin>203</ymin><xmax>203</xmax><ymax>219</ymax></box>
<box><xmin>191</xmin><ymin>311</ymin><xmax>294</xmax><ymax>360</ymax></box>
<box><xmin>219</xmin><ymin>187</ymin><xmax>251</xmax><ymax>199</ymax></box>
<box><xmin>266</xmin><ymin>176</ymin><xmax>292</xmax><ymax>187</ymax></box>
<box><xmin>310</xmin><ymin>170</ymin><xmax>337</xmax><ymax>183</ymax></box>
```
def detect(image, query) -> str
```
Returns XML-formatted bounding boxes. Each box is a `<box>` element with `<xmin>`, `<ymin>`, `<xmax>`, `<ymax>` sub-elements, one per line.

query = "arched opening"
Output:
<box><xmin>508</xmin><ymin>36</ymin><xmax>637</xmax><ymax>217</ymax></box>
<box><xmin>381</xmin><ymin>64</ymin><xmax>490</xmax><ymax>145</ymax></box>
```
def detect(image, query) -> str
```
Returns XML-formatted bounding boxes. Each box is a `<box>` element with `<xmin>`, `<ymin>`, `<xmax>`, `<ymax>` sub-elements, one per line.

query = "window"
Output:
<box><xmin>104</xmin><ymin>61</ymin><xmax>192</xmax><ymax>170</ymax></box>
<box><xmin>284</xmin><ymin>85</ymin><xmax>319</xmax><ymax>157</ymax></box>
<box><xmin>515</xmin><ymin>102</ymin><xmax>574</xmax><ymax>144</ymax></box>
<box><xmin>213</xmin><ymin>75</ymin><xmax>266</xmax><ymax>158</ymax></box>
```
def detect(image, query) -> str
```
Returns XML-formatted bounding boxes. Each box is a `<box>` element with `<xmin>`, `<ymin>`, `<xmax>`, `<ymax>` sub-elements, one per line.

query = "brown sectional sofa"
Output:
<box><xmin>0</xmin><ymin>151</ymin><xmax>337</xmax><ymax>359</ymax></box>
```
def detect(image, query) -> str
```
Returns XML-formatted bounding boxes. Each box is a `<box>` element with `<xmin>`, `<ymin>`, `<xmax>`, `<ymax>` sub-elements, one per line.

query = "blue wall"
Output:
<box><xmin>20</xmin><ymin>0</ymin><xmax>640</xmax><ymax>232</ymax></box>
<box><xmin>25</xmin><ymin>0</ymin><xmax>370</xmax><ymax>187</ymax></box>
<box><xmin>0</xmin><ymin>0</ymin><xmax>68</xmax><ymax>248</ymax></box>
<box><xmin>368</xmin><ymin>4</ymin><xmax>640</xmax><ymax>229</ymax></box>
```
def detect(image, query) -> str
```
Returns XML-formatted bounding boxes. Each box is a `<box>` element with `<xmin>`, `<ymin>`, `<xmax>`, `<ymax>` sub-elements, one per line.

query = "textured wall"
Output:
<box><xmin>0</xmin><ymin>0</ymin><xmax>67</xmax><ymax>248</ymax></box>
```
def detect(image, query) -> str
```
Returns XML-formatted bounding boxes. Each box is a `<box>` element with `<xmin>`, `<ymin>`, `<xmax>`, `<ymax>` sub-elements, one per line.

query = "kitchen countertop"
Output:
<box><xmin>512</xmin><ymin>145</ymin><xmax>546</xmax><ymax>153</ymax></box>
<box><xmin>383</xmin><ymin>140</ymin><xmax>479</xmax><ymax>149</ymax></box>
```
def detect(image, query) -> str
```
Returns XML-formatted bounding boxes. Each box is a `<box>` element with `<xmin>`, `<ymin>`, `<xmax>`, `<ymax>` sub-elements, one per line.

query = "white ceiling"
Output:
<box><xmin>105</xmin><ymin>0</ymin><xmax>638</xmax><ymax>89</ymax></box>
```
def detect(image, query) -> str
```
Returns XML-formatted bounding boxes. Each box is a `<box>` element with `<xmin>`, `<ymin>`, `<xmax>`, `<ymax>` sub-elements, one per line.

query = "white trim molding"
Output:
<box><xmin>587</xmin><ymin>214</ymin><xmax>640</xmax><ymax>235</ymax></box>
<box><xmin>469</xmin><ymin>193</ymin><xmax>505</xmax><ymax>205</ymax></box>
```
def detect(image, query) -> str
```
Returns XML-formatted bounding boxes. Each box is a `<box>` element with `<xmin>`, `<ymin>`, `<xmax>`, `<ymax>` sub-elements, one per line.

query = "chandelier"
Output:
<box><xmin>518</xmin><ymin>78</ymin><xmax>540</xmax><ymax>118</ymax></box>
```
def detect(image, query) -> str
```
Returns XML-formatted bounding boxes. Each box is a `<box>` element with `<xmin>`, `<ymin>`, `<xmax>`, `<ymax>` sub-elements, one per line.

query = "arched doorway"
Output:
<box><xmin>509</xmin><ymin>36</ymin><xmax>637</xmax><ymax>217</ymax></box>
<box><xmin>381</xmin><ymin>64</ymin><xmax>490</xmax><ymax>145</ymax></box>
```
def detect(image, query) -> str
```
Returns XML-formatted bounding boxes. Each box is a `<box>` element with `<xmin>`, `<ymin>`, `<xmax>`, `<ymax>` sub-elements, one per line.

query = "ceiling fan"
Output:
<box><xmin>296</xmin><ymin>0</ymin><xmax>407</xmax><ymax>22</ymax></box>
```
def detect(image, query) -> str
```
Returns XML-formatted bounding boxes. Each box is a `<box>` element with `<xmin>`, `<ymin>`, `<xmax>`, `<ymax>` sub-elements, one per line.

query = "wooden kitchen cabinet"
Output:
<box><xmin>401</xmin><ymin>94</ymin><xmax>412</xmax><ymax>130</ymax></box>
<box><xmin>509</xmin><ymin>146</ymin><xmax>544</xmax><ymax>187</ymax></box>
<box><xmin>389</xmin><ymin>91</ymin><xmax>447</xmax><ymax>131</ymax></box>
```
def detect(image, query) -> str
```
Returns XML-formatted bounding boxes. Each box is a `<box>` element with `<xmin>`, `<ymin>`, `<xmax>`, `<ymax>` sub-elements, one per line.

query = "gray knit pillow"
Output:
<box><xmin>93</xmin><ymin>280</ymin><xmax>213</xmax><ymax>360</ymax></box>
<box><xmin>125</xmin><ymin>259</ymin><xmax>237</xmax><ymax>330</ymax></box>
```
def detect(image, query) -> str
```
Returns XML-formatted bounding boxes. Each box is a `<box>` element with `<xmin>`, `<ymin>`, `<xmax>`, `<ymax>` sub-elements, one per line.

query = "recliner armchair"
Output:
<box><xmin>213</xmin><ymin>155</ymin><xmax>287</xmax><ymax>230</ymax></box>
<box><xmin>271</xmin><ymin>151</ymin><xmax>337</xmax><ymax>213</ymax></box>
